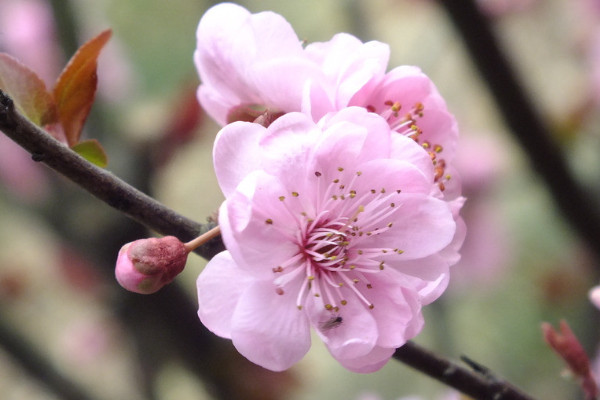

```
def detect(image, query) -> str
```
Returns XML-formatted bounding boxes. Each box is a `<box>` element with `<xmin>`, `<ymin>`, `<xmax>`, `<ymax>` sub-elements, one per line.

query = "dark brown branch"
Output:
<box><xmin>0</xmin><ymin>90</ymin><xmax>224</xmax><ymax>260</ymax></box>
<box><xmin>435</xmin><ymin>0</ymin><xmax>600</xmax><ymax>263</ymax></box>
<box><xmin>394</xmin><ymin>342</ymin><xmax>537</xmax><ymax>400</ymax></box>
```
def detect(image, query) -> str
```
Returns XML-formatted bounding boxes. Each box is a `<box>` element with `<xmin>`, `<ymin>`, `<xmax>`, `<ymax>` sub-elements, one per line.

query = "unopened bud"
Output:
<box><xmin>115</xmin><ymin>236</ymin><xmax>188</xmax><ymax>294</ymax></box>
<box><xmin>542</xmin><ymin>320</ymin><xmax>599</xmax><ymax>400</ymax></box>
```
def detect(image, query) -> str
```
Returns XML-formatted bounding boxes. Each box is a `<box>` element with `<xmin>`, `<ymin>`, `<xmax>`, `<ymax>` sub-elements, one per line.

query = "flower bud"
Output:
<box><xmin>115</xmin><ymin>236</ymin><xmax>188</xmax><ymax>294</ymax></box>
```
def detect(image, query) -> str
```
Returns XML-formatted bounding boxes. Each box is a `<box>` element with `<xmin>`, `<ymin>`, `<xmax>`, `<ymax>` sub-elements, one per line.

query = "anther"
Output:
<box><xmin>265</xmin><ymin>219</ymin><xmax>273</xmax><ymax>224</ymax></box>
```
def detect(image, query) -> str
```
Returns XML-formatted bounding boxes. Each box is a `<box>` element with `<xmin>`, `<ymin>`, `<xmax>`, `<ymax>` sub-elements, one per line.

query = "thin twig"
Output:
<box><xmin>394</xmin><ymin>343</ymin><xmax>538</xmax><ymax>400</ymax></box>
<box><xmin>0</xmin><ymin>90</ymin><xmax>224</xmax><ymax>260</ymax></box>
<box><xmin>435</xmin><ymin>0</ymin><xmax>600</xmax><ymax>263</ymax></box>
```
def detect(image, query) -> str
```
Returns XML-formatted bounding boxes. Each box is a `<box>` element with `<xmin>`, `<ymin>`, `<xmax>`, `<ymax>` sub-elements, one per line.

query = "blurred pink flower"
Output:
<box><xmin>197</xmin><ymin>108</ymin><xmax>464</xmax><ymax>372</ymax></box>
<box><xmin>0</xmin><ymin>134</ymin><xmax>49</xmax><ymax>200</ymax></box>
<box><xmin>448</xmin><ymin>136</ymin><xmax>511</xmax><ymax>289</ymax></box>
<box><xmin>0</xmin><ymin>0</ymin><xmax>62</xmax><ymax>85</ymax></box>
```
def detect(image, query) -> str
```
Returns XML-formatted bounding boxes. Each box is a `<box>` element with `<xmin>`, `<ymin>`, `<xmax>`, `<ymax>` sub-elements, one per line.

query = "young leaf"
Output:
<box><xmin>0</xmin><ymin>53</ymin><xmax>57</xmax><ymax>126</ymax></box>
<box><xmin>71</xmin><ymin>139</ymin><xmax>108</xmax><ymax>168</ymax></box>
<box><xmin>53</xmin><ymin>29</ymin><xmax>112</xmax><ymax>147</ymax></box>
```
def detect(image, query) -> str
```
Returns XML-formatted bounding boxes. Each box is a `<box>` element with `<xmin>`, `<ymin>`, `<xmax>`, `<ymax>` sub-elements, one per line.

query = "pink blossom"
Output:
<box><xmin>194</xmin><ymin>6</ymin><xmax>458</xmax><ymax>194</ymax></box>
<box><xmin>194</xmin><ymin>3</ymin><xmax>389</xmax><ymax>126</ymax></box>
<box><xmin>194</xmin><ymin>3</ymin><xmax>319</xmax><ymax>126</ymax></box>
<box><xmin>115</xmin><ymin>236</ymin><xmax>189</xmax><ymax>294</ymax></box>
<box><xmin>197</xmin><ymin>108</ymin><xmax>464</xmax><ymax>372</ymax></box>
<box><xmin>0</xmin><ymin>0</ymin><xmax>62</xmax><ymax>85</ymax></box>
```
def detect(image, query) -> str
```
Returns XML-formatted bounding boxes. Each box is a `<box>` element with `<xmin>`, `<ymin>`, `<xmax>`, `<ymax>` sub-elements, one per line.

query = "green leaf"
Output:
<box><xmin>0</xmin><ymin>53</ymin><xmax>57</xmax><ymax>126</ymax></box>
<box><xmin>71</xmin><ymin>139</ymin><xmax>108</xmax><ymax>168</ymax></box>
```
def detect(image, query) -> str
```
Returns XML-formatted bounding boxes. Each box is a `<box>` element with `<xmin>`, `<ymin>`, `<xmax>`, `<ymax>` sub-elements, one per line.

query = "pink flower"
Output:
<box><xmin>194</xmin><ymin>3</ymin><xmax>319</xmax><ymax>126</ymax></box>
<box><xmin>115</xmin><ymin>236</ymin><xmax>189</xmax><ymax>294</ymax></box>
<box><xmin>194</xmin><ymin>3</ymin><xmax>389</xmax><ymax>126</ymax></box>
<box><xmin>197</xmin><ymin>108</ymin><xmax>463</xmax><ymax>372</ymax></box>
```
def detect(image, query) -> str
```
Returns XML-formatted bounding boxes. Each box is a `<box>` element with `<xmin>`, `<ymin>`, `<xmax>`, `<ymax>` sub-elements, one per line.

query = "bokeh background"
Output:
<box><xmin>1</xmin><ymin>0</ymin><xmax>600</xmax><ymax>399</ymax></box>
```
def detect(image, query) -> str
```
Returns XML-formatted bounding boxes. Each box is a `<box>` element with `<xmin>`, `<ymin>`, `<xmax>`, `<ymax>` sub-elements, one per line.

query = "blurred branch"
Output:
<box><xmin>0</xmin><ymin>89</ymin><xmax>224</xmax><ymax>260</ymax></box>
<box><xmin>394</xmin><ymin>343</ymin><xmax>537</xmax><ymax>400</ymax></box>
<box><xmin>0</xmin><ymin>315</ymin><xmax>99</xmax><ymax>400</ymax></box>
<box><xmin>435</xmin><ymin>0</ymin><xmax>600</xmax><ymax>264</ymax></box>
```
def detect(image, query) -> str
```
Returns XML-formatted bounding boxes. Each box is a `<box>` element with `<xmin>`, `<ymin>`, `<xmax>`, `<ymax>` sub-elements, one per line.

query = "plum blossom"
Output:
<box><xmin>197</xmin><ymin>108</ymin><xmax>464</xmax><ymax>372</ymax></box>
<box><xmin>193</xmin><ymin>3</ymin><xmax>390</xmax><ymax>128</ymax></box>
<box><xmin>194</xmin><ymin>3</ymin><xmax>322</xmax><ymax>126</ymax></box>
<box><xmin>195</xmin><ymin>4</ymin><xmax>458</xmax><ymax>194</ymax></box>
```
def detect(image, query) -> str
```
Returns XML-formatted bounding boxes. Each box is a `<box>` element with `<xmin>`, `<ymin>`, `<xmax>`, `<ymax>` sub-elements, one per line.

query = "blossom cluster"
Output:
<box><xmin>192</xmin><ymin>3</ymin><xmax>465</xmax><ymax>373</ymax></box>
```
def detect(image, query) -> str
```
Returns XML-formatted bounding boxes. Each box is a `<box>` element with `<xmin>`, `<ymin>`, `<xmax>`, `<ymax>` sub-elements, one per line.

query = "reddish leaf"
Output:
<box><xmin>53</xmin><ymin>29</ymin><xmax>112</xmax><ymax>146</ymax></box>
<box><xmin>0</xmin><ymin>53</ymin><xmax>57</xmax><ymax>126</ymax></box>
<box><xmin>71</xmin><ymin>139</ymin><xmax>108</xmax><ymax>168</ymax></box>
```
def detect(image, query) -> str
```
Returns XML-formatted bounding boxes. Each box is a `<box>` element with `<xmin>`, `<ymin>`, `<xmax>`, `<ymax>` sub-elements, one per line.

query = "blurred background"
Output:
<box><xmin>0</xmin><ymin>0</ymin><xmax>599</xmax><ymax>399</ymax></box>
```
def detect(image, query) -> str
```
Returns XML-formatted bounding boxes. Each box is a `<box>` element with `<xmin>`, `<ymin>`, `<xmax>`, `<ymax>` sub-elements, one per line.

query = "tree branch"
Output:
<box><xmin>0</xmin><ymin>90</ymin><xmax>224</xmax><ymax>260</ymax></box>
<box><xmin>435</xmin><ymin>0</ymin><xmax>600</xmax><ymax>263</ymax></box>
<box><xmin>394</xmin><ymin>343</ymin><xmax>537</xmax><ymax>400</ymax></box>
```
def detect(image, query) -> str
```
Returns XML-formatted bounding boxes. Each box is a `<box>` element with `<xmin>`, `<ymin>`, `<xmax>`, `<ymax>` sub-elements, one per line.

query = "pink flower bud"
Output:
<box><xmin>542</xmin><ymin>320</ymin><xmax>599</xmax><ymax>400</ymax></box>
<box><xmin>115</xmin><ymin>236</ymin><xmax>188</xmax><ymax>294</ymax></box>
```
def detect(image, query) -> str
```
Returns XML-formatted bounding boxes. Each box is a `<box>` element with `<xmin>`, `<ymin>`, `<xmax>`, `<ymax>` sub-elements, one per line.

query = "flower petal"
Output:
<box><xmin>231</xmin><ymin>280</ymin><xmax>311</xmax><ymax>371</ymax></box>
<box><xmin>196</xmin><ymin>251</ymin><xmax>254</xmax><ymax>338</ymax></box>
<box><xmin>334</xmin><ymin>345</ymin><xmax>395</xmax><ymax>373</ymax></box>
<box><xmin>359</xmin><ymin>194</ymin><xmax>456</xmax><ymax>260</ymax></box>
<box><xmin>194</xmin><ymin>3</ymin><xmax>311</xmax><ymax>125</ymax></box>
<box><xmin>219</xmin><ymin>171</ymin><xmax>302</xmax><ymax>278</ymax></box>
<box><xmin>213</xmin><ymin>121</ymin><xmax>266</xmax><ymax>197</ymax></box>
<box><xmin>304</xmin><ymin>33</ymin><xmax>389</xmax><ymax>119</ymax></box>
<box><xmin>308</xmin><ymin>296</ymin><xmax>378</xmax><ymax>360</ymax></box>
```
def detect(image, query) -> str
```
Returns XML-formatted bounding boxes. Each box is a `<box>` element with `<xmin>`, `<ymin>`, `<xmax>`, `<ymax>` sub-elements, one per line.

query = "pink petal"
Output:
<box><xmin>305</xmin><ymin>33</ymin><xmax>389</xmax><ymax>118</ymax></box>
<box><xmin>314</xmin><ymin>107</ymin><xmax>392</xmax><ymax>166</ymax></box>
<box><xmin>366</xmin><ymin>275</ymin><xmax>424</xmax><ymax>347</ymax></box>
<box><xmin>358</xmin><ymin>194</ymin><xmax>456</xmax><ymax>259</ymax></box>
<box><xmin>231</xmin><ymin>280</ymin><xmax>311</xmax><ymax>371</ymax></box>
<box><xmin>308</xmin><ymin>297</ymin><xmax>378</xmax><ymax>360</ymax></box>
<box><xmin>389</xmin><ymin>134</ymin><xmax>436</xmax><ymax>179</ymax></box>
<box><xmin>219</xmin><ymin>171</ymin><xmax>302</xmax><ymax>278</ymax></box>
<box><xmin>335</xmin><ymin>345</ymin><xmax>395</xmax><ymax>373</ymax></box>
<box><xmin>213</xmin><ymin>121</ymin><xmax>266</xmax><ymax>197</ymax></box>
<box><xmin>196</xmin><ymin>251</ymin><xmax>254</xmax><ymax>338</ymax></box>
<box><xmin>194</xmin><ymin>3</ymin><xmax>311</xmax><ymax>125</ymax></box>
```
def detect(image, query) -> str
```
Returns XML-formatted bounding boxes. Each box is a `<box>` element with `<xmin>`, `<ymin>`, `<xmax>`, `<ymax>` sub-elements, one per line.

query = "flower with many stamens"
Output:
<box><xmin>197</xmin><ymin>108</ymin><xmax>464</xmax><ymax>372</ymax></box>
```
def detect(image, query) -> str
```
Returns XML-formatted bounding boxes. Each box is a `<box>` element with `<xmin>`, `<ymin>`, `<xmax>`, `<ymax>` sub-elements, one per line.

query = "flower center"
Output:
<box><xmin>270</xmin><ymin>167</ymin><xmax>406</xmax><ymax>314</ymax></box>
<box><xmin>366</xmin><ymin>100</ymin><xmax>451</xmax><ymax>192</ymax></box>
